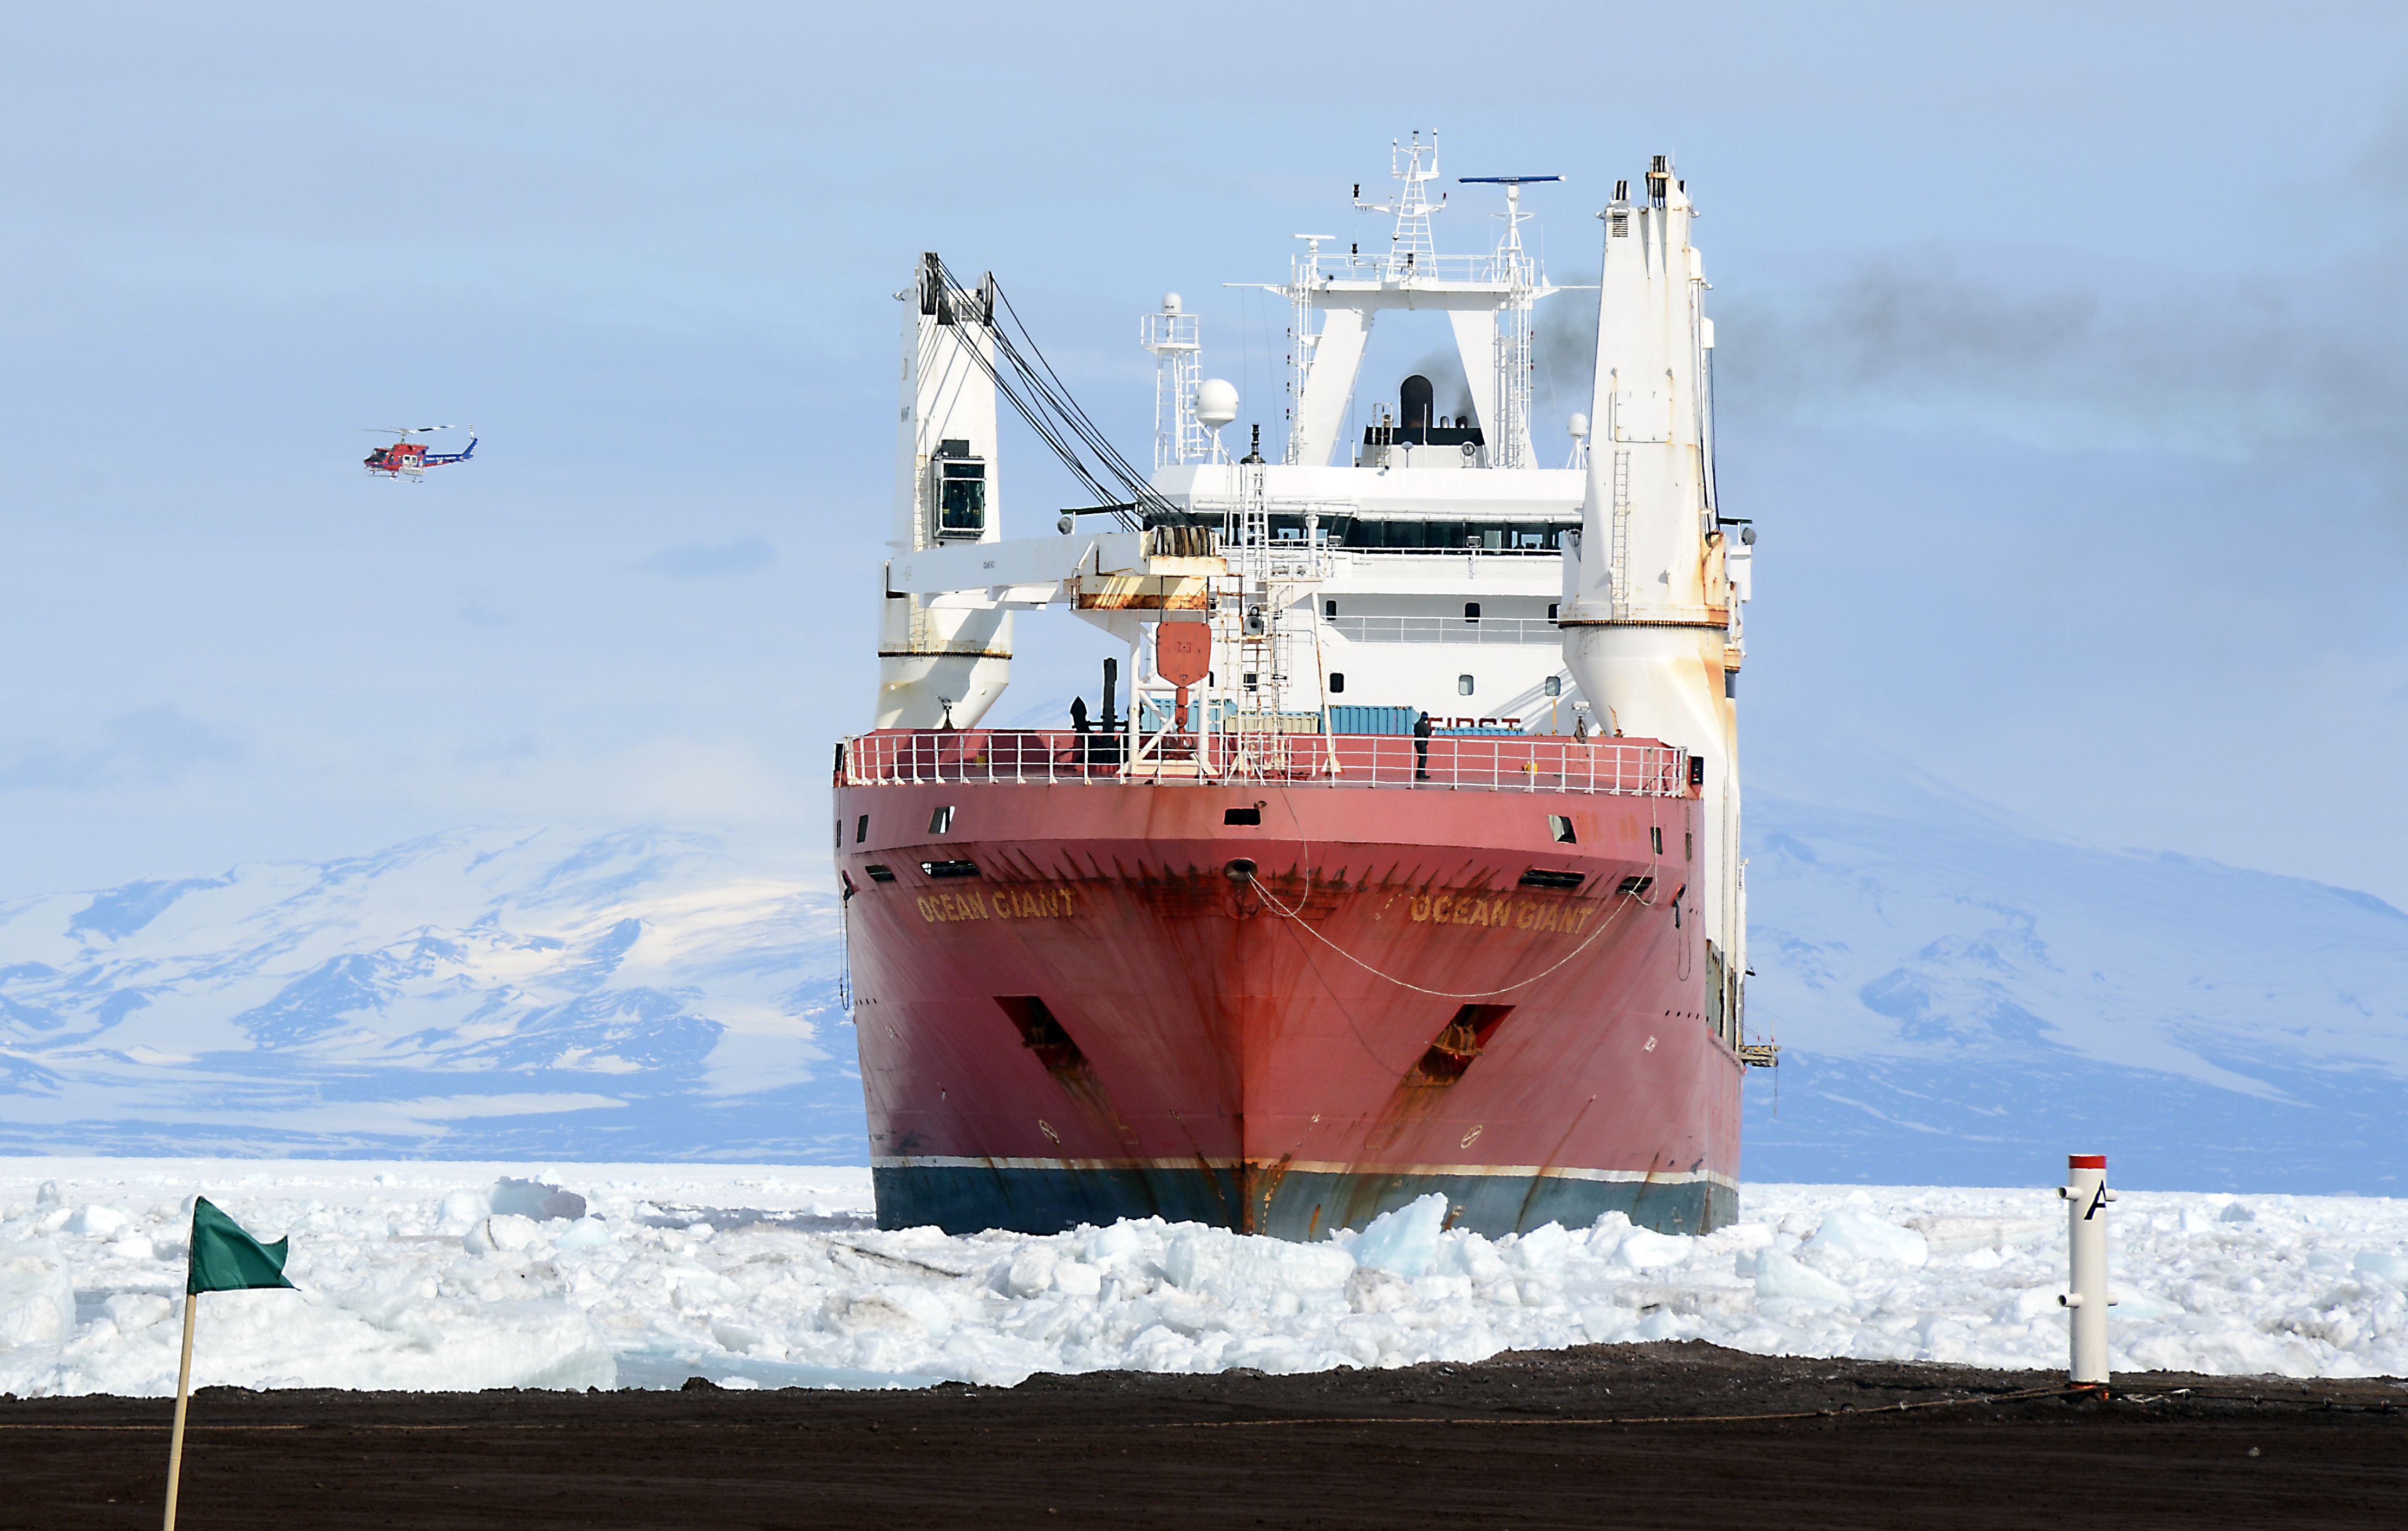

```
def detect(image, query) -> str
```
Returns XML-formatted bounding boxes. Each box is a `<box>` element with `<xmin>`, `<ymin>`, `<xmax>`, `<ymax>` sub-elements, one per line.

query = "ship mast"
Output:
<box><xmin>1459</xmin><ymin>173</ymin><xmax>1558</xmax><ymax>471</ymax></box>
<box><xmin>1274</xmin><ymin>133</ymin><xmax>1557</xmax><ymax>469</ymax></box>
<box><xmin>1141</xmin><ymin>293</ymin><xmax>1210</xmax><ymax>467</ymax></box>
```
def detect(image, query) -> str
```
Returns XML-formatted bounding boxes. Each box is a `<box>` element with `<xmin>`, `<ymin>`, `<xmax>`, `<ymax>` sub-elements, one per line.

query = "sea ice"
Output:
<box><xmin>1347</xmin><ymin>1192</ymin><xmax>1446</xmax><ymax>1277</ymax></box>
<box><xmin>1</xmin><ymin>1240</ymin><xmax>75</xmax><ymax>1347</ymax></box>
<box><xmin>1754</xmin><ymin>1249</ymin><xmax>1852</xmax><ymax>1306</ymax></box>
<box><xmin>2</xmin><ymin>1160</ymin><xmax>2402</xmax><ymax>1397</ymax></box>
<box><xmin>1813</xmin><ymin>1205</ymin><xmax>1930</xmax><ymax>1265</ymax></box>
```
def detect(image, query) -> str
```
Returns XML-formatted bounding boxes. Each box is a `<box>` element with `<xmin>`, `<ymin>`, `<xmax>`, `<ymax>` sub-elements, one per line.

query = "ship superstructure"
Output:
<box><xmin>839</xmin><ymin>136</ymin><xmax>1763</xmax><ymax>1240</ymax></box>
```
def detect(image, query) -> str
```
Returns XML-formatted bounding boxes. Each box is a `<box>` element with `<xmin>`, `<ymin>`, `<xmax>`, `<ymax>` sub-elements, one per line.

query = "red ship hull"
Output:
<box><xmin>835</xmin><ymin>730</ymin><xmax>1740</xmax><ymax>1239</ymax></box>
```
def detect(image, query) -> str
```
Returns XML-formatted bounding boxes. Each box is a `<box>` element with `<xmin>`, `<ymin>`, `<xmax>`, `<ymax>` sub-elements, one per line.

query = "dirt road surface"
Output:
<box><xmin>5</xmin><ymin>1342</ymin><xmax>2401</xmax><ymax>1528</ymax></box>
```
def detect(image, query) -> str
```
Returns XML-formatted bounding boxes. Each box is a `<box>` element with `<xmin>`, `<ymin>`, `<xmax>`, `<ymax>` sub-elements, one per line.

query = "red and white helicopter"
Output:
<box><xmin>361</xmin><ymin>424</ymin><xmax>477</xmax><ymax>480</ymax></box>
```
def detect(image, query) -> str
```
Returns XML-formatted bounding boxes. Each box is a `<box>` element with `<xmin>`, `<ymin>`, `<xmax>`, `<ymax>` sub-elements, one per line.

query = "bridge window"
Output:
<box><xmin>1463</xmin><ymin>602</ymin><xmax>1480</xmax><ymax>622</ymax></box>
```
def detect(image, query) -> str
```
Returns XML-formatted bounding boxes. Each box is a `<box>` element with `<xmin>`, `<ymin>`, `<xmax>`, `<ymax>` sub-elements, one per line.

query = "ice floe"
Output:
<box><xmin>3</xmin><ymin>1160</ymin><xmax>2403</xmax><ymax>1396</ymax></box>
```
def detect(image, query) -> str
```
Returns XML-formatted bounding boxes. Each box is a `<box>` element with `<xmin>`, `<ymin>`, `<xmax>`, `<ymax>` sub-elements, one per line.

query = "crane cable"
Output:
<box><xmin>930</xmin><ymin>258</ymin><xmax>1178</xmax><ymax>529</ymax></box>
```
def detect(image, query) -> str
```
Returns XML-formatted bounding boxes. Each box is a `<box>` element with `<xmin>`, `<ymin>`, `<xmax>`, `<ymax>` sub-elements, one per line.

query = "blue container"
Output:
<box><xmin>1327</xmin><ymin>705</ymin><xmax>1418</xmax><ymax>736</ymax></box>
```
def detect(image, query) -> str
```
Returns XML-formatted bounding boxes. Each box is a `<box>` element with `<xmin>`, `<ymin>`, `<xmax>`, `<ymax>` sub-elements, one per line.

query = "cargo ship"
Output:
<box><xmin>835</xmin><ymin>136</ymin><xmax>1765</xmax><ymax>1240</ymax></box>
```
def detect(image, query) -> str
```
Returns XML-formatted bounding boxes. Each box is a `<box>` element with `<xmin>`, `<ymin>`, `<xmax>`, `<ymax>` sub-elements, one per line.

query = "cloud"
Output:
<box><xmin>2357</xmin><ymin>97</ymin><xmax>2408</xmax><ymax>207</ymax></box>
<box><xmin>639</xmin><ymin>536</ymin><xmax>774</xmax><ymax>578</ymax></box>
<box><xmin>0</xmin><ymin>705</ymin><xmax>242</xmax><ymax>791</ymax></box>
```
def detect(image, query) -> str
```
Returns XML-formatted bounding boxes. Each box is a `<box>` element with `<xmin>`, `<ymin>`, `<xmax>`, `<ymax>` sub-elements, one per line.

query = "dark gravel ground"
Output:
<box><xmin>5</xmin><ymin>1340</ymin><xmax>2402</xmax><ymax>1529</ymax></box>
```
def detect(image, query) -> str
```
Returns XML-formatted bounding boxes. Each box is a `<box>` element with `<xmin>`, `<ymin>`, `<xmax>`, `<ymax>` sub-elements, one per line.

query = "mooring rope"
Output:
<box><xmin>1245</xmin><ymin>873</ymin><xmax>1642</xmax><ymax>1001</ymax></box>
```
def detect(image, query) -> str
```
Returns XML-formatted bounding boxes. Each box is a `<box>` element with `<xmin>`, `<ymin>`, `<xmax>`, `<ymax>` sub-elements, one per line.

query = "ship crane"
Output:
<box><xmin>1558</xmin><ymin>154</ymin><xmax>1752</xmax><ymax>1061</ymax></box>
<box><xmin>878</xmin><ymin>254</ymin><xmax>1209</xmax><ymax>731</ymax></box>
<box><xmin>882</xmin><ymin>252</ymin><xmax>1333</xmax><ymax>758</ymax></box>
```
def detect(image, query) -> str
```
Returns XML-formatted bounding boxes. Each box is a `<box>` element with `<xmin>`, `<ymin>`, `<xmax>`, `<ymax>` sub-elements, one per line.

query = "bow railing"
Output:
<box><xmin>839</xmin><ymin>729</ymin><xmax>1690</xmax><ymax>797</ymax></box>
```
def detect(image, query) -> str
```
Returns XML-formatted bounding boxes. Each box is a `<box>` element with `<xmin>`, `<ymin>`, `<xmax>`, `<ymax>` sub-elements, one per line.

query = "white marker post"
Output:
<box><xmin>2057</xmin><ymin>1153</ymin><xmax>2116</xmax><ymax>1388</ymax></box>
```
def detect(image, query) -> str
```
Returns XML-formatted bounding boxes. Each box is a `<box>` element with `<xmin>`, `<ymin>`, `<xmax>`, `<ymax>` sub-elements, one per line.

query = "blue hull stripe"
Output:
<box><xmin>873</xmin><ymin>1163</ymin><xmax>1734</xmax><ymax>1240</ymax></box>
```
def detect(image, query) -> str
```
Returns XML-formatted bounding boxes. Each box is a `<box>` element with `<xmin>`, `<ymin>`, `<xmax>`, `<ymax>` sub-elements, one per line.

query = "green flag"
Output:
<box><xmin>185</xmin><ymin>1197</ymin><xmax>296</xmax><ymax>1296</ymax></box>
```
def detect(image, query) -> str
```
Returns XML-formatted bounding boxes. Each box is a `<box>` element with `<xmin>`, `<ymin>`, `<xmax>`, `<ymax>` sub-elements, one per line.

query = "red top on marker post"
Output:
<box><xmin>2068</xmin><ymin>1154</ymin><xmax>2106</xmax><ymax>1169</ymax></box>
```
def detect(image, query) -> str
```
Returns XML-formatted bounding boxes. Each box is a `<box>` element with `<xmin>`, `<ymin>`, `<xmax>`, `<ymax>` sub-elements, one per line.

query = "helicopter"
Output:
<box><xmin>362</xmin><ymin>424</ymin><xmax>477</xmax><ymax>480</ymax></box>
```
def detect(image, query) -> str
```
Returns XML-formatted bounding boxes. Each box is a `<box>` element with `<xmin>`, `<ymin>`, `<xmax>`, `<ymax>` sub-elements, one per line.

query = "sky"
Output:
<box><xmin>2</xmin><ymin>2</ymin><xmax>2405</xmax><ymax>905</ymax></box>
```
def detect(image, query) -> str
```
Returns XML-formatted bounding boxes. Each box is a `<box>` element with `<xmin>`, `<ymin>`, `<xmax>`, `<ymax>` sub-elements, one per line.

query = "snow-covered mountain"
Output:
<box><xmin>1</xmin><ymin>790</ymin><xmax>2400</xmax><ymax>1192</ymax></box>
<box><xmin>0</xmin><ymin>829</ymin><xmax>857</xmax><ymax>1160</ymax></box>
<box><xmin>1739</xmin><ymin>778</ymin><xmax>2408</xmax><ymax>1195</ymax></box>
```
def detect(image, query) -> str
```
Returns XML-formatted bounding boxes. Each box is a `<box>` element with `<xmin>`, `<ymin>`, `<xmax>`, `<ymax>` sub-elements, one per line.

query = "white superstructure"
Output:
<box><xmin>872</xmin><ymin>138</ymin><xmax>1753</xmax><ymax>1035</ymax></box>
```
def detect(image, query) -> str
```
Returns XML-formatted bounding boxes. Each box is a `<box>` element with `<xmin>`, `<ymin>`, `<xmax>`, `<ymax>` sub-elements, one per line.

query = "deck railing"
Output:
<box><xmin>840</xmin><ymin>729</ymin><xmax>1690</xmax><ymax>797</ymax></box>
<box><xmin>1326</xmin><ymin>614</ymin><xmax>1559</xmax><ymax>646</ymax></box>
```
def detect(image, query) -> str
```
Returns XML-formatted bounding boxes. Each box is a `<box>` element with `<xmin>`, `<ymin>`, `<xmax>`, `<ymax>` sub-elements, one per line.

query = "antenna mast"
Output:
<box><xmin>1140</xmin><ymin>294</ymin><xmax>1207</xmax><ymax>467</ymax></box>
<box><xmin>1459</xmin><ymin>174</ymin><xmax>1560</xmax><ymax>470</ymax></box>
<box><xmin>1284</xmin><ymin>235</ymin><xmax>1335</xmax><ymax>465</ymax></box>
<box><xmin>1355</xmin><ymin>130</ymin><xmax>1446</xmax><ymax>279</ymax></box>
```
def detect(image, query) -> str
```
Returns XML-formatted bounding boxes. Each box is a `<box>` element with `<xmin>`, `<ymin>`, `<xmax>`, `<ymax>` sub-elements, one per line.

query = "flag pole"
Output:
<box><xmin>162</xmin><ymin>1292</ymin><xmax>197</xmax><ymax>1531</ymax></box>
<box><xmin>164</xmin><ymin>1195</ymin><xmax>296</xmax><ymax>1530</ymax></box>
